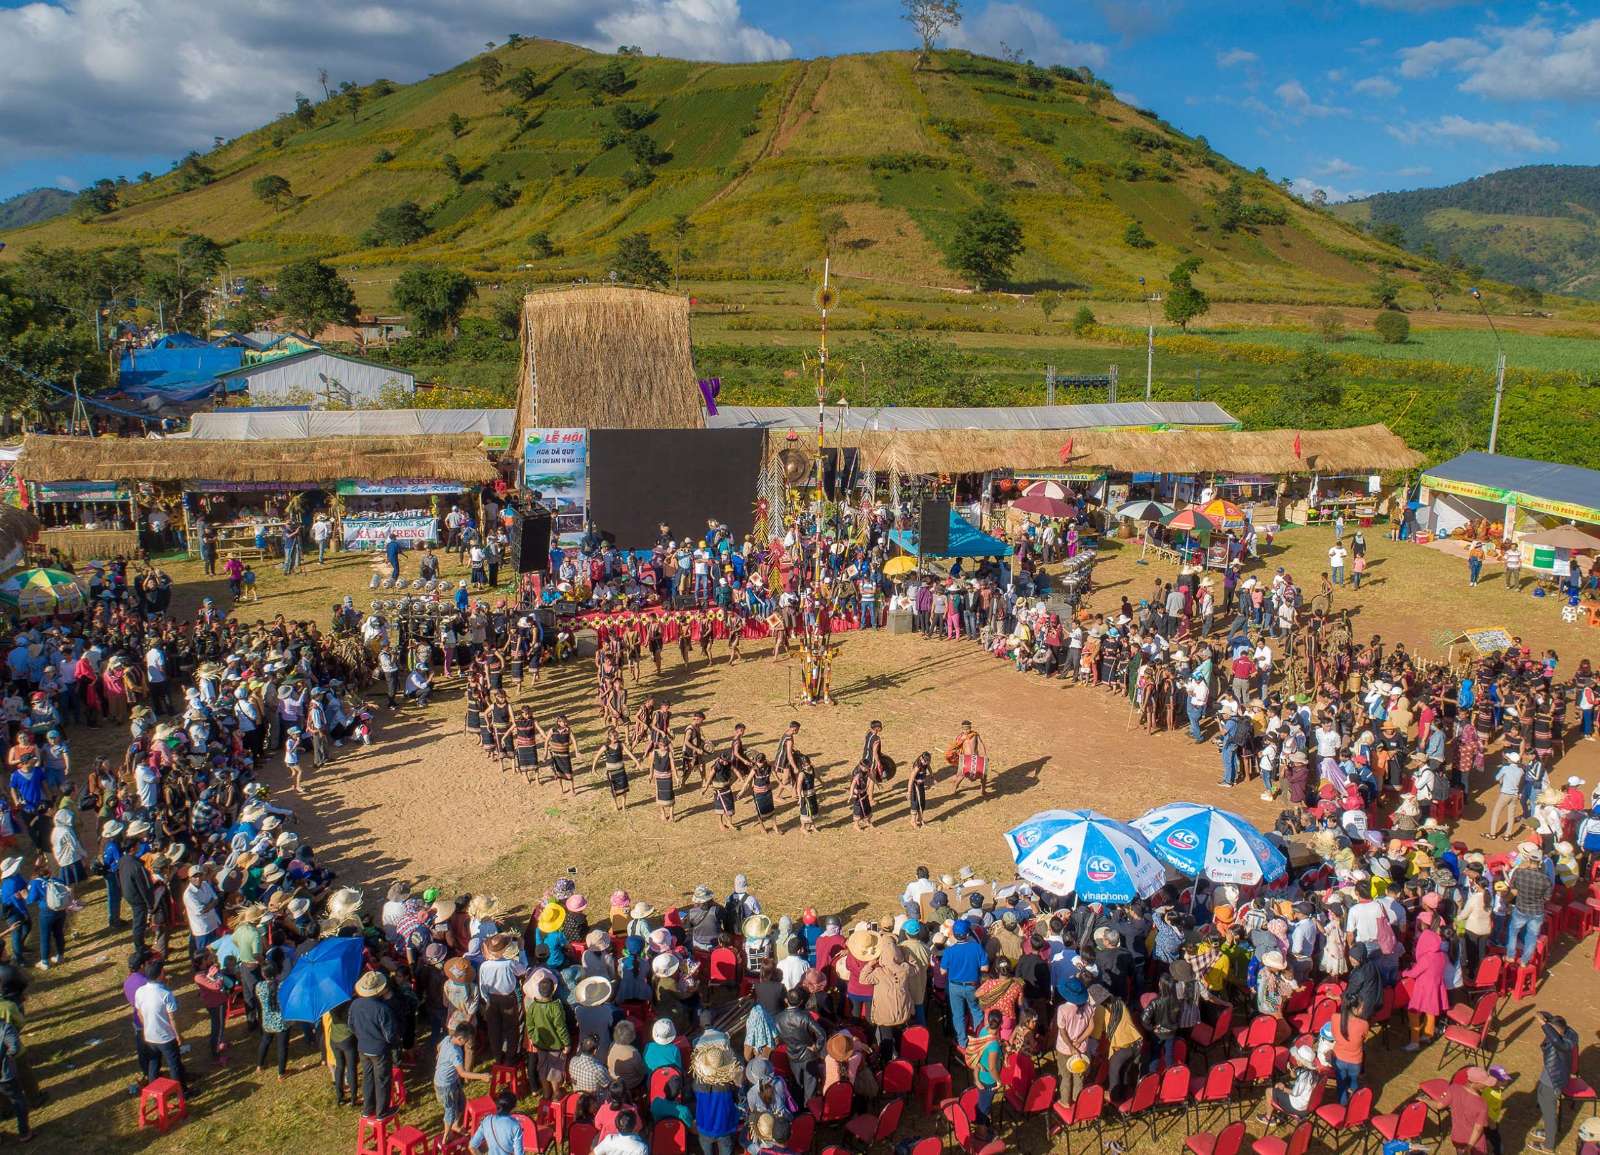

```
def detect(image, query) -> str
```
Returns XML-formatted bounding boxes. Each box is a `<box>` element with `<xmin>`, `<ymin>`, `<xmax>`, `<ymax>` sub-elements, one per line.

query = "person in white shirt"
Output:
<box><xmin>1327</xmin><ymin>544</ymin><xmax>1347</xmax><ymax>585</ymax></box>
<box><xmin>777</xmin><ymin>944</ymin><xmax>810</xmax><ymax>991</ymax></box>
<box><xmin>183</xmin><ymin>865</ymin><xmax>222</xmax><ymax>955</ymax></box>
<box><xmin>311</xmin><ymin>514</ymin><xmax>334</xmax><ymax>564</ymax></box>
<box><xmin>134</xmin><ymin>761</ymin><xmax>160</xmax><ymax>811</ymax></box>
<box><xmin>901</xmin><ymin>866</ymin><xmax>936</xmax><ymax>919</ymax></box>
<box><xmin>592</xmin><ymin>1113</ymin><xmax>649</xmax><ymax>1155</ymax></box>
<box><xmin>1252</xmin><ymin>641</ymin><xmax>1273</xmax><ymax>699</ymax></box>
<box><xmin>144</xmin><ymin>643</ymin><xmax>170</xmax><ymax>716</ymax></box>
<box><xmin>135</xmin><ymin>958</ymin><xmax>189</xmax><ymax>1089</ymax></box>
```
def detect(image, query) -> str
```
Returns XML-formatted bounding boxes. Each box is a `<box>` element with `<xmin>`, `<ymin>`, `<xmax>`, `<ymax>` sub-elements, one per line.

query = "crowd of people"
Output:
<box><xmin>0</xmin><ymin>501</ymin><xmax>1594</xmax><ymax>1155</ymax></box>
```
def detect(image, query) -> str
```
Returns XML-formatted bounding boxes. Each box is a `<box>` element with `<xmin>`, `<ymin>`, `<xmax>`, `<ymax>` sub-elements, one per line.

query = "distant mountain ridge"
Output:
<box><xmin>1336</xmin><ymin>165</ymin><xmax>1600</xmax><ymax>297</ymax></box>
<box><xmin>0</xmin><ymin>187</ymin><xmax>72</xmax><ymax>231</ymax></box>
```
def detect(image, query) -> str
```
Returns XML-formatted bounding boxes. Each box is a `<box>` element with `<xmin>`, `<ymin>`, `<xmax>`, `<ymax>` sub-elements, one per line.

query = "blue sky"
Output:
<box><xmin>1</xmin><ymin>0</ymin><xmax>1595</xmax><ymax>204</ymax></box>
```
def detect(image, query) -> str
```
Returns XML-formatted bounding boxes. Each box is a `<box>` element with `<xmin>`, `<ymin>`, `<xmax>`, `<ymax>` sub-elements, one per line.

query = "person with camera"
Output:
<box><xmin>1532</xmin><ymin>1009</ymin><xmax>1579</xmax><ymax>1153</ymax></box>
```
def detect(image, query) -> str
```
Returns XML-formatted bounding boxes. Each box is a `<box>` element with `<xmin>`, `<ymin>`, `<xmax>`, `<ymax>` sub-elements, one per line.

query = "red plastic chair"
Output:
<box><xmin>1001</xmin><ymin>1051</ymin><xmax>1037</xmax><ymax>1112</ymax></box>
<box><xmin>1367</xmin><ymin>1099</ymin><xmax>1427</xmax><ymax>1150</ymax></box>
<box><xmin>907</xmin><ymin>1140</ymin><xmax>941</xmax><ymax>1155</ymax></box>
<box><xmin>650</xmin><ymin>1119</ymin><xmax>687</xmax><ymax>1155</ymax></box>
<box><xmin>516</xmin><ymin>1113</ymin><xmax>553</xmax><ymax>1154</ymax></box>
<box><xmin>1312</xmin><ymin>1084</ymin><xmax>1372</xmax><ymax>1147</ymax></box>
<box><xmin>819</xmin><ymin>1081</ymin><xmax>854</xmax><ymax>1124</ymax></box>
<box><xmin>1048</xmin><ymin>1083</ymin><xmax>1105</xmax><ymax>1155</ymax></box>
<box><xmin>1190</xmin><ymin>1005</ymin><xmax>1234</xmax><ymax>1060</ymax></box>
<box><xmin>788</xmin><ymin>1112</ymin><xmax>816</xmax><ymax>1154</ymax></box>
<box><xmin>1439</xmin><ymin>1002</ymin><xmax>1495</xmax><ymax>1067</ymax></box>
<box><xmin>1115</xmin><ymin>1071</ymin><xmax>1163</xmax><ymax>1144</ymax></box>
<box><xmin>881</xmin><ymin>1059</ymin><xmax>914</xmax><ymax>1098</ymax></box>
<box><xmin>845</xmin><ymin>1097</ymin><xmax>904</xmax><ymax>1148</ymax></box>
<box><xmin>1190</xmin><ymin>1062</ymin><xmax>1237</xmax><ymax>1129</ymax></box>
<box><xmin>707</xmin><ymin>946</ymin><xmax>740</xmax><ymax>987</ymax></box>
<box><xmin>1185</xmin><ymin>1119</ymin><xmax>1247</xmax><ymax>1155</ymax></box>
<box><xmin>900</xmin><ymin>1025</ymin><xmax>931</xmax><ymax>1064</ymax></box>
<box><xmin>1251</xmin><ymin>1118</ymin><xmax>1312</xmax><ymax>1155</ymax></box>
<box><xmin>568</xmin><ymin>1121</ymin><xmax>597</xmax><ymax>1155</ymax></box>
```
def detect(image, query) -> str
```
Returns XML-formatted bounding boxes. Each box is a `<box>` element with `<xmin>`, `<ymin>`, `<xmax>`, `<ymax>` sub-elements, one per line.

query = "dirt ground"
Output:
<box><xmin>20</xmin><ymin>527</ymin><xmax>1600</xmax><ymax>1153</ymax></box>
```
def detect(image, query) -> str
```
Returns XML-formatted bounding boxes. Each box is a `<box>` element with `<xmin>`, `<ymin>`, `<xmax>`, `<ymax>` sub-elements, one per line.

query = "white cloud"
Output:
<box><xmin>1092</xmin><ymin>0</ymin><xmax>1184</xmax><ymax>40</ymax></box>
<box><xmin>1358</xmin><ymin>0</ymin><xmax>1484</xmax><ymax>11</ymax></box>
<box><xmin>54</xmin><ymin>175</ymin><xmax>80</xmax><ymax>192</ymax></box>
<box><xmin>1388</xmin><ymin>115</ymin><xmax>1560</xmax><ymax>153</ymax></box>
<box><xmin>1216</xmin><ymin>48</ymin><xmax>1257</xmax><ymax>68</ymax></box>
<box><xmin>1395</xmin><ymin>164</ymin><xmax>1433</xmax><ymax>177</ymax></box>
<box><xmin>1452</xmin><ymin>17</ymin><xmax>1600</xmax><ymax>101</ymax></box>
<box><xmin>946</xmin><ymin>3</ymin><xmax>1109</xmax><ymax>70</ymax></box>
<box><xmin>1352</xmin><ymin>75</ymin><xmax>1400</xmax><ymax>97</ymax></box>
<box><xmin>1318</xmin><ymin>157</ymin><xmax>1362</xmax><ymax>177</ymax></box>
<box><xmin>1289</xmin><ymin>176</ymin><xmax>1370</xmax><ymax>202</ymax></box>
<box><xmin>1398</xmin><ymin>36</ymin><xmax>1483</xmax><ymax>77</ymax></box>
<box><xmin>0</xmin><ymin>0</ymin><xmax>789</xmax><ymax>164</ymax></box>
<box><xmin>1275</xmin><ymin>79</ymin><xmax>1347</xmax><ymax>117</ymax></box>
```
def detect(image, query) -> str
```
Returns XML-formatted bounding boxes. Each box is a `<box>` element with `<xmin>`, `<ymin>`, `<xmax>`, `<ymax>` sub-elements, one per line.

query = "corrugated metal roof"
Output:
<box><xmin>705</xmin><ymin>401</ymin><xmax>1238</xmax><ymax>432</ymax></box>
<box><xmin>1423</xmin><ymin>451</ymin><xmax>1600</xmax><ymax>515</ymax></box>
<box><xmin>187</xmin><ymin>409</ymin><xmax>514</xmax><ymax>440</ymax></box>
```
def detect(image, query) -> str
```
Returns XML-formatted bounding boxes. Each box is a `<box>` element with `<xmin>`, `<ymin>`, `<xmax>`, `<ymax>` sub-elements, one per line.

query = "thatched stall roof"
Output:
<box><xmin>514</xmin><ymin>286</ymin><xmax>703</xmax><ymax>439</ymax></box>
<box><xmin>17</xmin><ymin>434</ymin><xmax>497</xmax><ymax>486</ymax></box>
<box><xmin>769</xmin><ymin>423</ymin><xmax>1421</xmax><ymax>477</ymax></box>
<box><xmin>0</xmin><ymin>506</ymin><xmax>40</xmax><ymax>572</ymax></box>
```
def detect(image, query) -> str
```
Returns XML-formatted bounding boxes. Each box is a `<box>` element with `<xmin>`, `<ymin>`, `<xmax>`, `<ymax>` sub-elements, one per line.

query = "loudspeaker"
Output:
<box><xmin>510</xmin><ymin>513</ymin><xmax>552</xmax><ymax>573</ymax></box>
<box><xmin>918</xmin><ymin>499</ymin><xmax>951</xmax><ymax>555</ymax></box>
<box><xmin>821</xmin><ymin>448</ymin><xmax>859</xmax><ymax>500</ymax></box>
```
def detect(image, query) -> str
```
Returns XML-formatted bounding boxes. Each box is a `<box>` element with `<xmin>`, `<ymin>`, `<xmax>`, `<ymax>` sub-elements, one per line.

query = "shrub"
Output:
<box><xmin>1373</xmin><ymin>311</ymin><xmax>1410</xmax><ymax>345</ymax></box>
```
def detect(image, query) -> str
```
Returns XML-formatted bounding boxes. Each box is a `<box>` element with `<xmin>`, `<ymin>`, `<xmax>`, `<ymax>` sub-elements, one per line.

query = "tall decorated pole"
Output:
<box><xmin>814</xmin><ymin>259</ymin><xmax>836</xmax><ymax>592</ymax></box>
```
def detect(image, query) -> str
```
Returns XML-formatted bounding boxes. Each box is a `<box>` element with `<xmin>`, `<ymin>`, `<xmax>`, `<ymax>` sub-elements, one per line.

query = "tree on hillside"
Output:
<box><xmin>529</xmin><ymin>231</ymin><xmax>558</xmax><ymax>259</ymax></box>
<box><xmin>576</xmin><ymin>61</ymin><xmax>629</xmax><ymax>100</ymax></box>
<box><xmin>344</xmin><ymin>86</ymin><xmax>363</xmax><ymax>124</ymax></box>
<box><xmin>175</xmin><ymin>152</ymin><xmax>214</xmax><ymax>191</ymax></box>
<box><xmin>507</xmin><ymin>67</ymin><xmax>540</xmax><ymax>101</ymax></box>
<box><xmin>1371</xmin><ymin>221</ymin><xmax>1405</xmax><ymax>248</ymax></box>
<box><xmin>143</xmin><ymin>234</ymin><xmax>226</xmax><ymax>331</ymax></box>
<box><xmin>817</xmin><ymin>211</ymin><xmax>849</xmax><ymax>254</ymax></box>
<box><xmin>670</xmin><ymin>214</ymin><xmax>694</xmax><ymax>288</ymax></box>
<box><xmin>447</xmin><ymin>113</ymin><xmax>468</xmax><ymax>138</ymax></box>
<box><xmin>1035</xmin><ymin>290</ymin><xmax>1061</xmax><ymax>322</ymax></box>
<box><xmin>362</xmin><ymin>202</ymin><xmax>431</xmax><ymax>247</ymax></box>
<box><xmin>251</xmin><ymin>174</ymin><xmax>293</xmax><ymax>210</ymax></box>
<box><xmin>1373</xmin><ymin>310</ymin><xmax>1410</xmax><ymax>344</ymax></box>
<box><xmin>1369</xmin><ymin>271</ymin><xmax>1402</xmax><ymax>310</ymax></box>
<box><xmin>611</xmin><ymin>232</ymin><xmax>670</xmax><ymax>287</ymax></box>
<box><xmin>1420</xmin><ymin>267</ymin><xmax>1454</xmax><ymax>311</ymax></box>
<box><xmin>294</xmin><ymin>93</ymin><xmax>316</xmax><ymax>127</ymax></box>
<box><xmin>1314</xmin><ymin>309</ymin><xmax>1345</xmax><ymax>343</ymax></box>
<box><xmin>1162</xmin><ymin>257</ymin><xmax>1209</xmax><ymax>330</ymax></box>
<box><xmin>1070</xmin><ymin>305</ymin><xmax>1096</xmax><ymax>335</ymax></box>
<box><xmin>1282</xmin><ymin>347</ymin><xmax>1342</xmax><ymax>410</ymax></box>
<box><xmin>1122</xmin><ymin>221</ymin><xmax>1153</xmax><ymax>249</ymax></box>
<box><xmin>74</xmin><ymin>179</ymin><xmax>119</xmax><ymax>220</ymax></box>
<box><xmin>478</xmin><ymin>55</ymin><xmax>504</xmax><ymax>92</ymax></box>
<box><xmin>506</xmin><ymin>32</ymin><xmax>523</xmax><ymax>47</ymax></box>
<box><xmin>393</xmin><ymin>266</ymin><xmax>478</xmax><ymax>337</ymax></box>
<box><xmin>441</xmin><ymin>154</ymin><xmax>464</xmax><ymax>184</ymax></box>
<box><xmin>948</xmin><ymin>202</ymin><xmax>1023</xmax><ymax>290</ymax></box>
<box><xmin>903</xmin><ymin>0</ymin><xmax>962</xmax><ymax>68</ymax></box>
<box><xmin>488</xmin><ymin>182</ymin><xmax>519</xmax><ymax>209</ymax></box>
<box><xmin>1211</xmin><ymin>177</ymin><xmax>1245</xmax><ymax>233</ymax></box>
<box><xmin>318</xmin><ymin>68</ymin><xmax>331</xmax><ymax>100</ymax></box>
<box><xmin>275</xmin><ymin>258</ymin><xmax>356</xmax><ymax>338</ymax></box>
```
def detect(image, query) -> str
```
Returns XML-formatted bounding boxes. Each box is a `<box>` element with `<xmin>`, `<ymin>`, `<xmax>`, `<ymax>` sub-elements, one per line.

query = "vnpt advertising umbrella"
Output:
<box><xmin>1004</xmin><ymin>809</ymin><xmax>1168</xmax><ymax>902</ymax></box>
<box><xmin>1131</xmin><ymin>802</ymin><xmax>1288</xmax><ymax>886</ymax></box>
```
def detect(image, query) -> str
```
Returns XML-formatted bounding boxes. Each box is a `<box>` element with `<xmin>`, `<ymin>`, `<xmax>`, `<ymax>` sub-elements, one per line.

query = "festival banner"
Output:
<box><xmin>336</xmin><ymin>479</ymin><xmax>463</xmax><ymax>497</ymax></box>
<box><xmin>523</xmin><ymin>428</ymin><xmax>588</xmax><ymax>547</ymax></box>
<box><xmin>340</xmin><ymin>516</ymin><xmax>438</xmax><ymax>548</ymax></box>
<box><xmin>33</xmin><ymin>480</ymin><xmax>127</xmax><ymax>502</ymax></box>
<box><xmin>189</xmin><ymin>480</ymin><xmax>323</xmax><ymax>493</ymax></box>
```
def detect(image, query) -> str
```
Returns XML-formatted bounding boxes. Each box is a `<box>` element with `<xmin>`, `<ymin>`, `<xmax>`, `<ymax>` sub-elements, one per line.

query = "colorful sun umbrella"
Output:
<box><xmin>1011</xmin><ymin>479</ymin><xmax>1076</xmax><ymax>519</ymax></box>
<box><xmin>1130</xmin><ymin>802</ymin><xmax>1288</xmax><ymax>886</ymax></box>
<box><xmin>1115</xmin><ymin>500</ymin><xmax>1174</xmax><ymax>523</ymax></box>
<box><xmin>1199</xmin><ymin>498</ymin><xmax>1247</xmax><ymax>532</ymax></box>
<box><xmin>1162</xmin><ymin>508</ymin><xmax>1218</xmax><ymax>535</ymax></box>
<box><xmin>1004</xmin><ymin>809</ymin><xmax>1169</xmax><ymax>901</ymax></box>
<box><xmin>0</xmin><ymin>568</ymin><xmax>85</xmax><ymax>618</ymax></box>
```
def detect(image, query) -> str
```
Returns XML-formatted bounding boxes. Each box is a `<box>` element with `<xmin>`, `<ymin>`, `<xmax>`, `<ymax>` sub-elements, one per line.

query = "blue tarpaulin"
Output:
<box><xmin>118</xmin><ymin>344</ymin><xmax>244</xmax><ymax>401</ymax></box>
<box><xmin>888</xmin><ymin>509</ymin><xmax>1012</xmax><ymax>558</ymax></box>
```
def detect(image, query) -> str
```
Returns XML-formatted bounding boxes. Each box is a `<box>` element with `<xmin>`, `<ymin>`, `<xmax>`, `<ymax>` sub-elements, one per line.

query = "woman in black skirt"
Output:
<box><xmin>649</xmin><ymin>734</ymin><xmax>675</xmax><ymax>822</ymax></box>
<box><xmin>743</xmin><ymin>752</ymin><xmax>777</xmax><ymax>836</ymax></box>
<box><xmin>796</xmin><ymin>753</ymin><xmax>819</xmax><ymax>835</ymax></box>
<box><xmin>464</xmin><ymin>682</ymin><xmax>483</xmax><ymax>740</ymax></box>
<box><xmin>508</xmin><ymin>625</ymin><xmax>528</xmax><ymax>689</ymax></box>
<box><xmin>513</xmin><ymin>706</ymin><xmax>541</xmax><ymax>782</ymax></box>
<box><xmin>488</xmin><ymin>690</ymin><xmax>513</xmax><ymax>770</ymax></box>
<box><xmin>647</xmin><ymin>618</ymin><xmax>664</xmax><ymax>677</ymax></box>
<box><xmin>484</xmin><ymin>648</ymin><xmax>505</xmax><ymax>694</ymax></box>
<box><xmin>849</xmin><ymin>759</ymin><xmax>875</xmax><ymax>831</ymax></box>
<box><xmin>906</xmin><ymin>751</ymin><xmax>933</xmax><ymax>829</ymax></box>
<box><xmin>591</xmin><ymin>727</ymin><xmax>636</xmax><ymax>811</ymax></box>
<box><xmin>544</xmin><ymin>715</ymin><xmax>578</xmax><ymax>796</ymax></box>
<box><xmin>703</xmin><ymin>754</ymin><xmax>738</xmax><ymax>832</ymax></box>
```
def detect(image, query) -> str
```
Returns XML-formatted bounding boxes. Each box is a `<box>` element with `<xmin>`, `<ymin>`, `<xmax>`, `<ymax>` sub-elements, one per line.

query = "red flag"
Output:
<box><xmin>1293</xmin><ymin>432</ymin><xmax>1302</xmax><ymax>459</ymax></box>
<box><xmin>1059</xmin><ymin>437</ymin><xmax>1074</xmax><ymax>463</ymax></box>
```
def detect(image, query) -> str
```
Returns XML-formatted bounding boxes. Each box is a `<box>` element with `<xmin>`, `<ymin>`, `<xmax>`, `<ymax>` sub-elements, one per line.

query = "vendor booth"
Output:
<box><xmin>184</xmin><ymin>481</ymin><xmax>322</xmax><ymax>559</ymax></box>
<box><xmin>1421</xmin><ymin>451</ymin><xmax>1600</xmax><ymax>543</ymax></box>
<box><xmin>335</xmin><ymin>479</ymin><xmax>461</xmax><ymax>549</ymax></box>
<box><xmin>25</xmin><ymin>479</ymin><xmax>144</xmax><ymax>561</ymax></box>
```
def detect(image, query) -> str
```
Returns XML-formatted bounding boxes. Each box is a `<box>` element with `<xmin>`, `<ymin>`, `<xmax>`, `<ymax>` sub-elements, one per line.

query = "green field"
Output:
<box><xmin>1197</xmin><ymin>324</ymin><xmax>1600</xmax><ymax>373</ymax></box>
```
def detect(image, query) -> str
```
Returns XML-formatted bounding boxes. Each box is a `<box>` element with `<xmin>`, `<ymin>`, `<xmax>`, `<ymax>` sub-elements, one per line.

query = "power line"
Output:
<box><xmin>0</xmin><ymin>355</ymin><xmax>163</xmax><ymax>423</ymax></box>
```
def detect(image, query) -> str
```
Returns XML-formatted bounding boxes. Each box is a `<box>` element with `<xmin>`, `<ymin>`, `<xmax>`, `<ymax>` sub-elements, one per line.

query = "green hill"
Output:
<box><xmin>1</xmin><ymin>41</ymin><xmax>1401</xmax><ymax>304</ymax></box>
<box><xmin>0</xmin><ymin>187</ymin><xmax>72</xmax><ymax>232</ymax></box>
<box><xmin>1334</xmin><ymin>165</ymin><xmax>1600</xmax><ymax>298</ymax></box>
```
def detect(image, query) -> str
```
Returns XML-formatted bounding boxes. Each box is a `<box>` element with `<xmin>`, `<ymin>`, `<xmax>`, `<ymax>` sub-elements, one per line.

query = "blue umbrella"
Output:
<box><xmin>1003</xmin><ymin>809</ymin><xmax>1169</xmax><ymax>902</ymax></box>
<box><xmin>1131</xmin><ymin>802</ymin><xmax>1288</xmax><ymax>886</ymax></box>
<box><xmin>278</xmin><ymin>937</ymin><xmax>365</xmax><ymax>1023</ymax></box>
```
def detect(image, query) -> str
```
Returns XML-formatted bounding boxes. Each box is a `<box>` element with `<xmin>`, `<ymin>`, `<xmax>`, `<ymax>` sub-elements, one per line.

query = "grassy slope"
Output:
<box><xmin>2</xmin><ymin>43</ymin><xmax>1404</xmax><ymax>305</ymax></box>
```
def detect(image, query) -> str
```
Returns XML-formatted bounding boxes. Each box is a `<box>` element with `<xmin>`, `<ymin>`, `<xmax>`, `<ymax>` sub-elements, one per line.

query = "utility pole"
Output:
<box><xmin>1471</xmin><ymin>287</ymin><xmax>1507</xmax><ymax>453</ymax></box>
<box><xmin>1139</xmin><ymin>276</ymin><xmax>1160</xmax><ymax>400</ymax></box>
<box><xmin>1045</xmin><ymin>363</ymin><xmax>1056</xmax><ymax>406</ymax></box>
<box><xmin>1108</xmin><ymin>364</ymin><xmax>1119</xmax><ymax>404</ymax></box>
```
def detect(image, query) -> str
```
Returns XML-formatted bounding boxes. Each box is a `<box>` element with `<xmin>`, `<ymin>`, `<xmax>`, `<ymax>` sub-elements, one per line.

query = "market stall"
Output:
<box><xmin>183</xmin><ymin>481</ymin><xmax>323</xmax><ymax>559</ymax></box>
<box><xmin>26</xmin><ymin>480</ymin><xmax>144</xmax><ymax>562</ymax></box>
<box><xmin>335</xmin><ymin>479</ymin><xmax>463</xmax><ymax>549</ymax></box>
<box><xmin>1421</xmin><ymin>451</ymin><xmax>1600</xmax><ymax>543</ymax></box>
<box><xmin>1289</xmin><ymin>472</ymin><xmax>1387</xmax><ymax>527</ymax></box>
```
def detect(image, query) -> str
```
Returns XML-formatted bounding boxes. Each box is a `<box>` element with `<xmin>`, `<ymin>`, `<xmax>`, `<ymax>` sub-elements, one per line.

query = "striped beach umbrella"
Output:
<box><xmin>0</xmin><ymin>568</ymin><xmax>85</xmax><ymax>618</ymax></box>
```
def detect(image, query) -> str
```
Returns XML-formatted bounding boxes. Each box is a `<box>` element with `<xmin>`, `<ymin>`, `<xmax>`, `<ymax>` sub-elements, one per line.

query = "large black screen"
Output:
<box><xmin>588</xmin><ymin>429</ymin><xmax>763</xmax><ymax>549</ymax></box>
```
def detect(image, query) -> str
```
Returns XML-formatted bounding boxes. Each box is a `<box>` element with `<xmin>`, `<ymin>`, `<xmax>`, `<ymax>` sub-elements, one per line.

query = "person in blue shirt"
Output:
<box><xmin>0</xmin><ymin>858</ymin><xmax>31</xmax><ymax>965</ymax></box>
<box><xmin>385</xmin><ymin>533</ymin><xmax>404</xmax><ymax>583</ymax></box>
<box><xmin>454</xmin><ymin>581</ymin><xmax>470</xmax><ymax>614</ymax></box>
<box><xmin>938</xmin><ymin>918</ymin><xmax>989</xmax><ymax>1049</ymax></box>
<box><xmin>100</xmin><ymin>820</ymin><xmax>126</xmax><ymax>929</ymax></box>
<box><xmin>469</xmin><ymin>1089</ymin><xmax>524</xmax><ymax>1155</ymax></box>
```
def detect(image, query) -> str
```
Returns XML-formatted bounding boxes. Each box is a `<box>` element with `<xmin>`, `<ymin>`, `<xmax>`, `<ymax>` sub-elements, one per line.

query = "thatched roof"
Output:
<box><xmin>0</xmin><ymin>506</ymin><xmax>40</xmax><ymax>572</ymax></box>
<box><xmin>17</xmin><ymin>434</ymin><xmax>497</xmax><ymax>485</ymax></box>
<box><xmin>515</xmin><ymin>286</ymin><xmax>703</xmax><ymax>439</ymax></box>
<box><xmin>769</xmin><ymin>423</ymin><xmax>1421</xmax><ymax>477</ymax></box>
